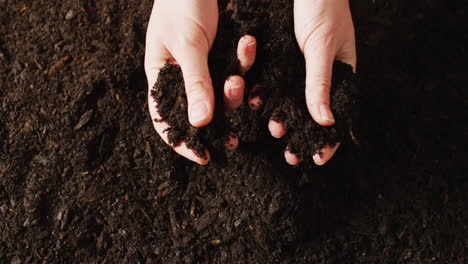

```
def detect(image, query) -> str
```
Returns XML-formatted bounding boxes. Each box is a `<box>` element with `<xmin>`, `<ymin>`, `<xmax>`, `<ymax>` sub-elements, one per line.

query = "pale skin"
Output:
<box><xmin>145</xmin><ymin>0</ymin><xmax>356</xmax><ymax>165</ymax></box>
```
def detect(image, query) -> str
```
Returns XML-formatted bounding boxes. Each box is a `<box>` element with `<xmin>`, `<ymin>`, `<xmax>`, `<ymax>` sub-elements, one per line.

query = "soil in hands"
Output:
<box><xmin>152</xmin><ymin>0</ymin><xmax>359</xmax><ymax>164</ymax></box>
<box><xmin>0</xmin><ymin>0</ymin><xmax>466</xmax><ymax>263</ymax></box>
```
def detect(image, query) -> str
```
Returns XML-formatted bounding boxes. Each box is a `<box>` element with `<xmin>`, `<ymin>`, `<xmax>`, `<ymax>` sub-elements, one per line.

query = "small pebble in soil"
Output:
<box><xmin>65</xmin><ymin>10</ymin><xmax>76</xmax><ymax>21</ymax></box>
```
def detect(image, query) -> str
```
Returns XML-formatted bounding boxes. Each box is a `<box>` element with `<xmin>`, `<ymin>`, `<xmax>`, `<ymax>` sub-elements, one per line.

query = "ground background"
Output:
<box><xmin>0</xmin><ymin>0</ymin><xmax>467</xmax><ymax>263</ymax></box>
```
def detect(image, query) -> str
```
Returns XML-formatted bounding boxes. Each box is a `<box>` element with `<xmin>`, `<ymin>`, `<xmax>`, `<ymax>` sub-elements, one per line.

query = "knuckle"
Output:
<box><xmin>298</xmin><ymin>18</ymin><xmax>331</xmax><ymax>47</ymax></box>
<box><xmin>307</xmin><ymin>75</ymin><xmax>331</xmax><ymax>91</ymax></box>
<box><xmin>178</xmin><ymin>20</ymin><xmax>211</xmax><ymax>50</ymax></box>
<box><xmin>180</xmin><ymin>31</ymin><xmax>206</xmax><ymax>49</ymax></box>
<box><xmin>304</xmin><ymin>30</ymin><xmax>334</xmax><ymax>51</ymax></box>
<box><xmin>184</xmin><ymin>77</ymin><xmax>208</xmax><ymax>98</ymax></box>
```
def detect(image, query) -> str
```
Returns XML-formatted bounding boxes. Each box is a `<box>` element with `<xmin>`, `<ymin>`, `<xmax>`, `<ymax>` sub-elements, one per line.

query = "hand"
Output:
<box><xmin>269</xmin><ymin>0</ymin><xmax>357</xmax><ymax>165</ymax></box>
<box><xmin>145</xmin><ymin>0</ymin><xmax>256</xmax><ymax>164</ymax></box>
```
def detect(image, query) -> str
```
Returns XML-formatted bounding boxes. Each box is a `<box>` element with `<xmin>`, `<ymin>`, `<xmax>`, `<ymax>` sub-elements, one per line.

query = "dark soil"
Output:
<box><xmin>1</xmin><ymin>0</ymin><xmax>467</xmax><ymax>263</ymax></box>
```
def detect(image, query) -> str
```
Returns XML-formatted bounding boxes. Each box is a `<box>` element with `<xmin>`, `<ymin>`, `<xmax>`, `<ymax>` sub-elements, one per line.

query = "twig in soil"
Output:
<box><xmin>211</xmin><ymin>239</ymin><xmax>222</xmax><ymax>246</ymax></box>
<box><xmin>350</xmin><ymin>127</ymin><xmax>360</xmax><ymax>145</ymax></box>
<box><xmin>139</xmin><ymin>208</ymin><xmax>152</xmax><ymax>224</ymax></box>
<box><xmin>158</xmin><ymin>184</ymin><xmax>178</xmax><ymax>197</ymax></box>
<box><xmin>20</xmin><ymin>6</ymin><xmax>29</xmax><ymax>13</ymax></box>
<box><xmin>168</xmin><ymin>205</ymin><xmax>181</xmax><ymax>238</ymax></box>
<box><xmin>190</xmin><ymin>200</ymin><xmax>196</xmax><ymax>217</ymax></box>
<box><xmin>83</xmin><ymin>57</ymin><xmax>96</xmax><ymax>68</ymax></box>
<box><xmin>33</xmin><ymin>58</ymin><xmax>43</xmax><ymax>70</ymax></box>
<box><xmin>48</xmin><ymin>55</ymin><xmax>70</xmax><ymax>75</ymax></box>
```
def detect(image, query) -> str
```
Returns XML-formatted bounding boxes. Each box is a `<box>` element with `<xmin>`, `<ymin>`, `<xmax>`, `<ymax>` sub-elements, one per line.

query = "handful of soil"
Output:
<box><xmin>151</xmin><ymin>0</ymin><xmax>359</xmax><ymax>165</ymax></box>
<box><xmin>269</xmin><ymin>61</ymin><xmax>359</xmax><ymax>159</ymax></box>
<box><xmin>151</xmin><ymin>63</ymin><xmax>233</xmax><ymax>165</ymax></box>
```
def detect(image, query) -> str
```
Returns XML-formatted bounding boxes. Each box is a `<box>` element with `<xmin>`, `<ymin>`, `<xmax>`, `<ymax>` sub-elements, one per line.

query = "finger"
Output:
<box><xmin>224</xmin><ymin>132</ymin><xmax>239</xmax><ymax>151</ymax></box>
<box><xmin>249</xmin><ymin>96</ymin><xmax>262</xmax><ymax>110</ymax></box>
<box><xmin>176</xmin><ymin>46</ymin><xmax>214</xmax><ymax>128</ymax></box>
<box><xmin>303</xmin><ymin>37</ymin><xmax>336</xmax><ymax>127</ymax></box>
<box><xmin>237</xmin><ymin>35</ymin><xmax>257</xmax><ymax>74</ymax></box>
<box><xmin>312</xmin><ymin>143</ymin><xmax>340</xmax><ymax>166</ymax></box>
<box><xmin>224</xmin><ymin>75</ymin><xmax>245</xmax><ymax>111</ymax></box>
<box><xmin>268</xmin><ymin>119</ymin><xmax>287</xmax><ymax>138</ymax></box>
<box><xmin>147</xmin><ymin>80</ymin><xmax>210</xmax><ymax>165</ymax></box>
<box><xmin>284</xmin><ymin>150</ymin><xmax>302</xmax><ymax>165</ymax></box>
<box><xmin>248</xmin><ymin>84</ymin><xmax>263</xmax><ymax>110</ymax></box>
<box><xmin>174</xmin><ymin>142</ymin><xmax>210</xmax><ymax>165</ymax></box>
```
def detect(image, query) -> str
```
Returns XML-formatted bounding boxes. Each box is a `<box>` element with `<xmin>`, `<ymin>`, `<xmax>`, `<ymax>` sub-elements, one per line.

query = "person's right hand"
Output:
<box><xmin>145</xmin><ymin>0</ymin><xmax>257</xmax><ymax>165</ymax></box>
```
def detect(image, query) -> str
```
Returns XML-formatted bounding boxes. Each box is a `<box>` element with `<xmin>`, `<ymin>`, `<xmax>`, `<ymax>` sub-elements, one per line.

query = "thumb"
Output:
<box><xmin>303</xmin><ymin>39</ymin><xmax>336</xmax><ymax>127</ymax></box>
<box><xmin>176</xmin><ymin>46</ymin><xmax>214</xmax><ymax>128</ymax></box>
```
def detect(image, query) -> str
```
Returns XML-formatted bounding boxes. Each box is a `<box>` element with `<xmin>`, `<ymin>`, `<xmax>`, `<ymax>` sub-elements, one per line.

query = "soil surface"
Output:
<box><xmin>1</xmin><ymin>0</ymin><xmax>467</xmax><ymax>263</ymax></box>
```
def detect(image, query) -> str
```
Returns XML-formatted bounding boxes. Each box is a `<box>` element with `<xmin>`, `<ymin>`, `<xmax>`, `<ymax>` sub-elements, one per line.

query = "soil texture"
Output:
<box><xmin>0</xmin><ymin>0</ymin><xmax>467</xmax><ymax>263</ymax></box>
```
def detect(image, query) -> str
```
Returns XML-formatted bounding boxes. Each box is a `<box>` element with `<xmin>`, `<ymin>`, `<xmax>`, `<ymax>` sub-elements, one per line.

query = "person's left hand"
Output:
<box><xmin>268</xmin><ymin>0</ymin><xmax>357</xmax><ymax>165</ymax></box>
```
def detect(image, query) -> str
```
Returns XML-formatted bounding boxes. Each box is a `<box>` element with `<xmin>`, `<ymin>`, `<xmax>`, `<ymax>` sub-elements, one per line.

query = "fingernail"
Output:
<box><xmin>319</xmin><ymin>104</ymin><xmax>335</xmax><ymax>124</ymax></box>
<box><xmin>230</xmin><ymin>84</ymin><xmax>242</xmax><ymax>98</ymax></box>
<box><xmin>313</xmin><ymin>154</ymin><xmax>325</xmax><ymax>166</ymax></box>
<box><xmin>189</xmin><ymin>101</ymin><xmax>208</xmax><ymax>124</ymax></box>
<box><xmin>247</xmin><ymin>41</ymin><xmax>256</xmax><ymax>46</ymax></box>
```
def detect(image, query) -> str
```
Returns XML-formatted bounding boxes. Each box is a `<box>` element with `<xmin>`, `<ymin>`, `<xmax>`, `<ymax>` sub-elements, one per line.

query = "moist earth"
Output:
<box><xmin>0</xmin><ymin>0</ymin><xmax>467</xmax><ymax>263</ymax></box>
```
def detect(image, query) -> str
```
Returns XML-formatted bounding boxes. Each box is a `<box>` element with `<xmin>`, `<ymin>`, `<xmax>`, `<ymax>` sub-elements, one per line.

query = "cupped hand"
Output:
<box><xmin>145</xmin><ymin>0</ymin><xmax>256</xmax><ymax>164</ymax></box>
<box><xmin>269</xmin><ymin>0</ymin><xmax>357</xmax><ymax>165</ymax></box>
